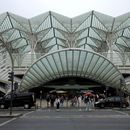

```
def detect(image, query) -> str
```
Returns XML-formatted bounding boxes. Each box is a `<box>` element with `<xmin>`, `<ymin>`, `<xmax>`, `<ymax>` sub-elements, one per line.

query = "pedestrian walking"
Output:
<box><xmin>84</xmin><ymin>96</ymin><xmax>90</xmax><ymax>111</ymax></box>
<box><xmin>46</xmin><ymin>93</ymin><xmax>50</xmax><ymax>108</ymax></box>
<box><xmin>55</xmin><ymin>96</ymin><xmax>60</xmax><ymax>111</ymax></box>
<box><xmin>77</xmin><ymin>95</ymin><xmax>82</xmax><ymax>107</ymax></box>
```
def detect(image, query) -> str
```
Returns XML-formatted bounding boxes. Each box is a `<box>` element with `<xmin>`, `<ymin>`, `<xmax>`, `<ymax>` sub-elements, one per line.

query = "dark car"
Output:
<box><xmin>95</xmin><ymin>96</ymin><xmax>129</xmax><ymax>108</ymax></box>
<box><xmin>0</xmin><ymin>92</ymin><xmax>36</xmax><ymax>109</ymax></box>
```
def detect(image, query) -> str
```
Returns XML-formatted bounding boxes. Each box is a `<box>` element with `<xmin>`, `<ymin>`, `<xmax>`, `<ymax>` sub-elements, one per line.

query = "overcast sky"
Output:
<box><xmin>0</xmin><ymin>0</ymin><xmax>130</xmax><ymax>18</ymax></box>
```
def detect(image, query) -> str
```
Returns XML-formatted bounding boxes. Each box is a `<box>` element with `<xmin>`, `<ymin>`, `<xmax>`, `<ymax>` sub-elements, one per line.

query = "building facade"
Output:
<box><xmin>0</xmin><ymin>11</ymin><xmax>130</xmax><ymax>93</ymax></box>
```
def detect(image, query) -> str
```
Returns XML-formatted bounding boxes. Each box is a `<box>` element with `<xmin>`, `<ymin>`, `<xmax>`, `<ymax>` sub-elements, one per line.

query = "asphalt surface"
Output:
<box><xmin>0</xmin><ymin>108</ymin><xmax>130</xmax><ymax>130</ymax></box>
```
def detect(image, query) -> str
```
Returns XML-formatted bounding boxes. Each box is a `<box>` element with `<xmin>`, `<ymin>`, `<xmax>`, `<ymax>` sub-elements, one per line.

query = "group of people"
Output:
<box><xmin>45</xmin><ymin>93</ymin><xmax>97</xmax><ymax>111</ymax></box>
<box><xmin>46</xmin><ymin>94</ymin><xmax>64</xmax><ymax>110</ymax></box>
<box><xmin>84</xmin><ymin>95</ymin><xmax>95</xmax><ymax>111</ymax></box>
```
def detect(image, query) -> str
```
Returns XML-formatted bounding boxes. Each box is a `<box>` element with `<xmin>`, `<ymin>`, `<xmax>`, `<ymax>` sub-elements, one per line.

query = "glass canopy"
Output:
<box><xmin>20</xmin><ymin>48</ymin><xmax>123</xmax><ymax>91</ymax></box>
<box><xmin>0</xmin><ymin>11</ymin><xmax>130</xmax><ymax>93</ymax></box>
<box><xmin>0</xmin><ymin>11</ymin><xmax>130</xmax><ymax>66</ymax></box>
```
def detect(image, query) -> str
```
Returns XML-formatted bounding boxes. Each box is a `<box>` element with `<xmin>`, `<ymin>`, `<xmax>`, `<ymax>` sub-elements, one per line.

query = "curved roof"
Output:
<box><xmin>20</xmin><ymin>48</ymin><xmax>124</xmax><ymax>91</ymax></box>
<box><xmin>0</xmin><ymin>11</ymin><xmax>130</xmax><ymax>66</ymax></box>
<box><xmin>0</xmin><ymin>11</ymin><xmax>130</xmax><ymax>93</ymax></box>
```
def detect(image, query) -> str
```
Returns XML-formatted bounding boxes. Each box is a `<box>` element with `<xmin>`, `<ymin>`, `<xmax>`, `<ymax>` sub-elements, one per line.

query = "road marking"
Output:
<box><xmin>21</xmin><ymin>111</ymin><xmax>34</xmax><ymax>117</ymax></box>
<box><xmin>23</xmin><ymin>114</ymin><xmax>130</xmax><ymax>119</ymax></box>
<box><xmin>0</xmin><ymin>118</ymin><xmax>16</xmax><ymax>127</ymax></box>
<box><xmin>0</xmin><ymin>111</ymin><xmax>35</xmax><ymax>127</ymax></box>
<box><xmin>114</xmin><ymin>110</ymin><xmax>130</xmax><ymax>116</ymax></box>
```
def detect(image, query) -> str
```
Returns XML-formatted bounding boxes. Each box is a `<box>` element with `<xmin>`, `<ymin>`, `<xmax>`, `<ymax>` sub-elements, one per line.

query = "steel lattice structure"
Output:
<box><xmin>0</xmin><ymin>11</ymin><xmax>130</xmax><ymax>92</ymax></box>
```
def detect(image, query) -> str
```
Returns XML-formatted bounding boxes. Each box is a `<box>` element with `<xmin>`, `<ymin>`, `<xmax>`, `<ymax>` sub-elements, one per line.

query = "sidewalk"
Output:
<box><xmin>1</xmin><ymin>99</ymin><xmax>130</xmax><ymax>118</ymax></box>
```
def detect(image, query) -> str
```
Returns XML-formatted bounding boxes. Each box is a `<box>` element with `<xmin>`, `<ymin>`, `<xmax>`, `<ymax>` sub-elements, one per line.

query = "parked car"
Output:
<box><xmin>0</xmin><ymin>92</ymin><xmax>36</xmax><ymax>109</ymax></box>
<box><xmin>95</xmin><ymin>96</ymin><xmax>129</xmax><ymax>108</ymax></box>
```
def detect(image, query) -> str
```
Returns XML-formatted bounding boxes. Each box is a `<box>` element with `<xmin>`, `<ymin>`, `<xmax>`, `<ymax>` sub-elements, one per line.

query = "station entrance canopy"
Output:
<box><xmin>19</xmin><ymin>48</ymin><xmax>124</xmax><ymax>91</ymax></box>
<box><xmin>0</xmin><ymin>11</ymin><xmax>130</xmax><ymax>93</ymax></box>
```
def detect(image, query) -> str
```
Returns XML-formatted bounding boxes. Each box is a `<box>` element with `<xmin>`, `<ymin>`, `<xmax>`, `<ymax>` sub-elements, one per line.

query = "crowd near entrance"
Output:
<box><xmin>32</xmin><ymin>87</ymin><xmax>129</xmax><ymax>111</ymax></box>
<box><xmin>37</xmin><ymin>90</ymin><xmax>97</xmax><ymax>111</ymax></box>
<box><xmin>29</xmin><ymin>77</ymin><xmax>130</xmax><ymax>111</ymax></box>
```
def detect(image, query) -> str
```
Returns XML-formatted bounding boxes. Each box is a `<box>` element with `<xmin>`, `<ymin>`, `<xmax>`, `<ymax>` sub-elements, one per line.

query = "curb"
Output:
<box><xmin>0</xmin><ymin>113</ymin><xmax>23</xmax><ymax>118</ymax></box>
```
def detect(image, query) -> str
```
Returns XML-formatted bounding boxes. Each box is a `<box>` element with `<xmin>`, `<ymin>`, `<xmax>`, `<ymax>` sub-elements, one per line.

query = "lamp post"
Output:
<box><xmin>8</xmin><ymin>52</ymin><xmax>14</xmax><ymax>115</ymax></box>
<box><xmin>119</xmin><ymin>78</ymin><xmax>125</xmax><ymax>110</ymax></box>
<box><xmin>8</xmin><ymin>71</ymin><xmax>14</xmax><ymax>115</ymax></box>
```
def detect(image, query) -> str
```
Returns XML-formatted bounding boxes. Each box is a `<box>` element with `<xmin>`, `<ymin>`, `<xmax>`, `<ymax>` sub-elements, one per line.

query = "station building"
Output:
<box><xmin>0</xmin><ymin>11</ymin><xmax>130</xmax><ymax>95</ymax></box>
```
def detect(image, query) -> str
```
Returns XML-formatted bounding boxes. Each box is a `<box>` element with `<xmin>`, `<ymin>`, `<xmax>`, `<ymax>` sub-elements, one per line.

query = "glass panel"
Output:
<box><xmin>111</xmin><ymin>75</ymin><xmax>121</xmax><ymax>85</ymax></box>
<box><xmin>55</xmin><ymin>30</ymin><xmax>66</xmax><ymax>40</ymax></box>
<box><xmin>73</xmin><ymin>50</ymin><xmax>80</xmax><ymax>73</ymax></box>
<box><xmin>41</xmin><ymin>28</ymin><xmax>54</xmax><ymax>41</ymax></box>
<box><xmin>51</xmin><ymin>16</ymin><xmax>67</xmax><ymax>32</ymax></box>
<box><xmin>97</xmin><ymin>60</ymin><xmax>109</xmax><ymax>77</ymax></box>
<box><xmin>9</xmin><ymin>13</ymin><xmax>30</xmax><ymax>31</ymax></box>
<box><xmin>93</xmin><ymin>28</ymin><xmax>107</xmax><ymax>41</ymax></box>
<box><xmin>92</xmin><ymin>15</ymin><xmax>107</xmax><ymax>31</ymax></box>
<box><xmin>31</xmin><ymin>66</ymin><xmax>44</xmax><ymax>81</ymax></box>
<box><xmin>122</xmin><ymin>37</ymin><xmax>130</xmax><ymax>47</ymax></box>
<box><xmin>94</xmin><ymin>11</ymin><xmax>113</xmax><ymax>31</ymax></box>
<box><xmin>24</xmin><ymin>75</ymin><xmax>35</xmax><ymax>85</ymax></box>
<box><xmin>66</xmin><ymin>50</ymin><xmax>73</xmax><ymax>72</ymax></box>
<box><xmin>36</xmin><ymin>16</ymin><xmax>51</xmax><ymax>32</ymax></box>
<box><xmin>57</xmin><ymin>39</ymin><xmax>66</xmax><ymax>47</ymax></box>
<box><xmin>47</xmin><ymin>55</ymin><xmax>59</xmax><ymax>75</ymax></box>
<box><xmin>89</xmin><ymin>28</ymin><xmax>102</xmax><ymax>40</ymax></box>
<box><xmin>82</xmin><ymin>52</ymin><xmax>93</xmax><ymax>74</ymax></box>
<box><xmin>114</xmin><ymin>17</ymin><xmax>130</xmax><ymax>31</ymax></box>
<box><xmin>53</xmin><ymin>53</ymin><xmax>63</xmax><ymax>74</ymax></box>
<box><xmin>87</xmin><ymin>37</ymin><xmax>97</xmax><ymax>47</ymax></box>
<box><xmin>0</xmin><ymin>13</ymin><xmax>7</xmax><ymax>26</ymax></box>
<box><xmin>30</xmin><ymin>12</ymin><xmax>49</xmax><ymax>32</ymax></box>
<box><xmin>12</xmin><ymin>39</ymin><xmax>27</xmax><ymax>49</ymax></box>
<box><xmin>0</xmin><ymin>16</ymin><xmax>12</xmax><ymax>32</ymax></box>
<box><xmin>100</xmin><ymin>64</ymin><xmax>114</xmax><ymax>80</ymax></box>
<box><xmin>77</xmin><ymin>39</ymin><xmax>86</xmax><ymax>46</ymax></box>
<box><xmin>59</xmin><ymin>51</ymin><xmax>67</xmax><ymax>72</ymax></box>
<box><xmin>76</xmin><ymin>15</ymin><xmax>91</xmax><ymax>32</ymax></box>
<box><xmin>33</xmin><ymin>64</ymin><xmax>46</xmax><ymax>79</ymax></box>
<box><xmin>51</xmin><ymin>12</ymin><xmax>71</xmax><ymax>31</ymax></box>
<box><xmin>116</xmin><ymin>38</ymin><xmax>128</xmax><ymax>47</ymax></box>
<box><xmin>103</xmin><ymin>67</ymin><xmax>116</xmax><ymax>81</ymax></box>
<box><xmin>95</xmin><ymin>59</ymin><xmax>107</xmax><ymax>76</ymax></box>
<box><xmin>7</xmin><ymin>30</ymin><xmax>21</xmax><ymax>42</ymax></box>
<box><xmin>107</xmin><ymin>71</ymin><xmax>119</xmax><ymax>82</ymax></box>
<box><xmin>123</xmin><ymin>28</ymin><xmax>130</xmax><ymax>38</ymax></box>
<box><xmin>28</xmin><ymin>71</ymin><xmax>40</xmax><ymax>83</ymax></box>
<box><xmin>76</xmin><ymin>29</ymin><xmax>89</xmax><ymax>40</ymax></box>
<box><xmin>10</xmin><ymin>17</ymin><xmax>27</xmax><ymax>32</ymax></box>
<box><xmin>73</xmin><ymin>12</ymin><xmax>91</xmax><ymax>32</ymax></box>
<box><xmin>87</xmin><ymin>54</ymin><xmax>99</xmax><ymax>74</ymax></box>
<box><xmin>38</xmin><ymin>60</ymin><xmax>51</xmax><ymax>78</ymax></box>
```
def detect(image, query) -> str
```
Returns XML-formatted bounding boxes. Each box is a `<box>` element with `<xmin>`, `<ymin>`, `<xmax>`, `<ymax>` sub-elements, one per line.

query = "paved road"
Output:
<box><xmin>0</xmin><ymin>109</ymin><xmax>130</xmax><ymax>130</ymax></box>
<box><xmin>0</xmin><ymin>107</ymin><xmax>35</xmax><ymax>125</ymax></box>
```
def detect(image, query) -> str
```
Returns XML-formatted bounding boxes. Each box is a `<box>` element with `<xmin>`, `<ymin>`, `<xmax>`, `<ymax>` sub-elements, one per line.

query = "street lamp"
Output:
<box><xmin>119</xmin><ymin>78</ymin><xmax>125</xmax><ymax>110</ymax></box>
<box><xmin>8</xmin><ymin>71</ymin><xmax>14</xmax><ymax>115</ymax></box>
